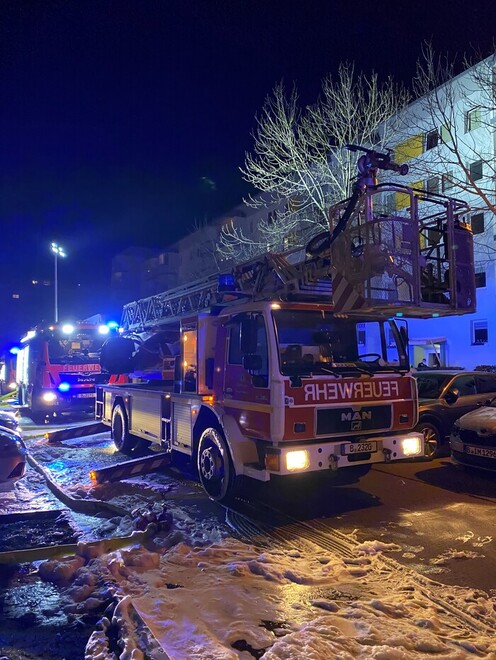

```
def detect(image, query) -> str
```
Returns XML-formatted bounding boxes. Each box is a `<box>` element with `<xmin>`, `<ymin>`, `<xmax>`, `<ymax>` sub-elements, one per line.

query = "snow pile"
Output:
<box><xmin>36</xmin><ymin>530</ymin><xmax>496</xmax><ymax>659</ymax></box>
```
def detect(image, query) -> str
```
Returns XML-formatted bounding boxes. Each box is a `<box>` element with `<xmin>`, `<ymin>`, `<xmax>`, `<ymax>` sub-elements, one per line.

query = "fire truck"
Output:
<box><xmin>16</xmin><ymin>320</ymin><xmax>112</xmax><ymax>421</ymax></box>
<box><xmin>96</xmin><ymin>147</ymin><xmax>476</xmax><ymax>501</ymax></box>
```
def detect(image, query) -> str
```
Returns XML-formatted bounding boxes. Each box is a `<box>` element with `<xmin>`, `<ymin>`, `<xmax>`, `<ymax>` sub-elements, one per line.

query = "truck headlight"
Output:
<box><xmin>42</xmin><ymin>391</ymin><xmax>57</xmax><ymax>403</ymax></box>
<box><xmin>286</xmin><ymin>450</ymin><xmax>310</xmax><ymax>471</ymax></box>
<box><xmin>401</xmin><ymin>435</ymin><xmax>422</xmax><ymax>457</ymax></box>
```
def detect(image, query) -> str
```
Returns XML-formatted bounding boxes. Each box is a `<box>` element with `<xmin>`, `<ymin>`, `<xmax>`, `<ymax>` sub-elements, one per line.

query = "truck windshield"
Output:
<box><xmin>48</xmin><ymin>332</ymin><xmax>106</xmax><ymax>365</ymax></box>
<box><xmin>272</xmin><ymin>309</ymin><xmax>408</xmax><ymax>376</ymax></box>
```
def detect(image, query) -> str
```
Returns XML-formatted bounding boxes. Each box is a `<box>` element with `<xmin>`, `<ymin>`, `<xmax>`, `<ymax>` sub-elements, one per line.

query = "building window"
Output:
<box><xmin>12</xmin><ymin>293</ymin><xmax>20</xmax><ymax>299</ymax></box>
<box><xmin>469</xmin><ymin>160</ymin><xmax>483</xmax><ymax>181</ymax></box>
<box><xmin>440</xmin><ymin>124</ymin><xmax>452</xmax><ymax>143</ymax></box>
<box><xmin>471</xmin><ymin>320</ymin><xmax>488</xmax><ymax>345</ymax></box>
<box><xmin>475</xmin><ymin>271</ymin><xmax>486</xmax><ymax>288</ymax></box>
<box><xmin>465</xmin><ymin>106</ymin><xmax>482</xmax><ymax>132</ymax></box>
<box><xmin>394</xmin><ymin>135</ymin><xmax>423</xmax><ymax>161</ymax></box>
<box><xmin>425</xmin><ymin>130</ymin><xmax>439</xmax><ymax>150</ymax></box>
<box><xmin>32</xmin><ymin>279</ymin><xmax>38</xmax><ymax>285</ymax></box>
<box><xmin>471</xmin><ymin>212</ymin><xmax>485</xmax><ymax>235</ymax></box>
<box><xmin>442</xmin><ymin>172</ymin><xmax>454</xmax><ymax>192</ymax></box>
<box><xmin>384</xmin><ymin>193</ymin><xmax>396</xmax><ymax>213</ymax></box>
<box><xmin>426</xmin><ymin>176</ymin><xmax>439</xmax><ymax>194</ymax></box>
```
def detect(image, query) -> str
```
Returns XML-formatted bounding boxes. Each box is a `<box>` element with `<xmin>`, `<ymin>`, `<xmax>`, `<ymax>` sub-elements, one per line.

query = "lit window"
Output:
<box><xmin>32</xmin><ymin>279</ymin><xmax>38</xmax><ymax>285</ymax></box>
<box><xmin>43</xmin><ymin>281</ymin><xmax>50</xmax><ymax>286</ymax></box>
<box><xmin>472</xmin><ymin>320</ymin><xmax>488</xmax><ymax>345</ymax></box>
<box><xmin>475</xmin><ymin>271</ymin><xmax>486</xmax><ymax>288</ymax></box>
<box><xmin>469</xmin><ymin>160</ymin><xmax>483</xmax><ymax>181</ymax></box>
<box><xmin>425</xmin><ymin>130</ymin><xmax>439</xmax><ymax>150</ymax></box>
<box><xmin>394</xmin><ymin>135</ymin><xmax>423</xmax><ymax>161</ymax></box>
<box><xmin>471</xmin><ymin>212</ymin><xmax>485</xmax><ymax>235</ymax></box>
<box><xmin>12</xmin><ymin>293</ymin><xmax>20</xmax><ymax>299</ymax></box>
<box><xmin>465</xmin><ymin>107</ymin><xmax>482</xmax><ymax>132</ymax></box>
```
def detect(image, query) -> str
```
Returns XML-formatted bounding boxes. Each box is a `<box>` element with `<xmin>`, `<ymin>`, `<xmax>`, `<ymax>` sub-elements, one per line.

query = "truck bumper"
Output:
<box><xmin>243</xmin><ymin>432</ymin><xmax>424</xmax><ymax>481</ymax></box>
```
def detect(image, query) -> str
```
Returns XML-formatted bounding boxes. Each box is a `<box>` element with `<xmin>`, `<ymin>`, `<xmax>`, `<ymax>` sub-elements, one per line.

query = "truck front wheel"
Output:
<box><xmin>112</xmin><ymin>403</ymin><xmax>138</xmax><ymax>454</ymax></box>
<box><xmin>197</xmin><ymin>428</ymin><xmax>238</xmax><ymax>503</ymax></box>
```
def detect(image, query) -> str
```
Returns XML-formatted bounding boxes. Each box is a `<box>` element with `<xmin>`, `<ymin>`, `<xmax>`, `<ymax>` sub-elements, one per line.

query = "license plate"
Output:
<box><xmin>342</xmin><ymin>441</ymin><xmax>377</xmax><ymax>455</ymax></box>
<box><xmin>465</xmin><ymin>445</ymin><xmax>496</xmax><ymax>459</ymax></box>
<box><xmin>77</xmin><ymin>393</ymin><xmax>94</xmax><ymax>398</ymax></box>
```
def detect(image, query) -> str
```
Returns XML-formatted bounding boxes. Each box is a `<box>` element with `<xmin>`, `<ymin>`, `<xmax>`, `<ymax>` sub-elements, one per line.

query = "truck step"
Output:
<box><xmin>44</xmin><ymin>421</ymin><xmax>108</xmax><ymax>443</ymax></box>
<box><xmin>89</xmin><ymin>452</ymin><xmax>171</xmax><ymax>484</ymax></box>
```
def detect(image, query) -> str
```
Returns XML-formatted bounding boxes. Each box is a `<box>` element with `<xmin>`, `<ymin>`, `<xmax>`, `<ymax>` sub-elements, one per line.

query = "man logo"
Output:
<box><xmin>341</xmin><ymin>410</ymin><xmax>372</xmax><ymax>422</ymax></box>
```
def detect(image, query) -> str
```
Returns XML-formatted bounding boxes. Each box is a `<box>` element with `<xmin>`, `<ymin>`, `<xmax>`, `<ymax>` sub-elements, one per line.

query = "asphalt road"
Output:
<box><xmin>252</xmin><ymin>456</ymin><xmax>496</xmax><ymax>594</ymax></box>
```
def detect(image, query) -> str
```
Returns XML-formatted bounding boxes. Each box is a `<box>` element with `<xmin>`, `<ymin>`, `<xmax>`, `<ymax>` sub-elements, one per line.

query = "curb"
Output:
<box><xmin>26</xmin><ymin>452</ymin><xmax>128</xmax><ymax>518</ymax></box>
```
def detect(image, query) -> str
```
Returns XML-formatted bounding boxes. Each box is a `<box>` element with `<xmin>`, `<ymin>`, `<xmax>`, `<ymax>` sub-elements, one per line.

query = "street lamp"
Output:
<box><xmin>50</xmin><ymin>242</ymin><xmax>66</xmax><ymax>323</ymax></box>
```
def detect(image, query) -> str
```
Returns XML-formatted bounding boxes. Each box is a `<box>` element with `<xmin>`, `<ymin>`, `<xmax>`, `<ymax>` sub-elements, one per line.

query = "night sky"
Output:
<box><xmin>1</xmin><ymin>0</ymin><xmax>496</xmax><ymax>341</ymax></box>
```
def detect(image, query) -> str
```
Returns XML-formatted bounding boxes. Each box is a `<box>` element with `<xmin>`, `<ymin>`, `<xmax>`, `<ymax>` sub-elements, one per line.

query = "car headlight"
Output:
<box><xmin>42</xmin><ymin>391</ymin><xmax>57</xmax><ymax>403</ymax></box>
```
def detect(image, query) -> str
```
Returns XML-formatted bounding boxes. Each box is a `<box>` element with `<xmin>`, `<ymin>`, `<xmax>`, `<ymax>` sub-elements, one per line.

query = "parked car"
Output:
<box><xmin>450</xmin><ymin>401</ymin><xmax>496</xmax><ymax>472</ymax></box>
<box><xmin>0</xmin><ymin>410</ymin><xmax>20</xmax><ymax>433</ymax></box>
<box><xmin>412</xmin><ymin>370</ymin><xmax>496</xmax><ymax>459</ymax></box>
<box><xmin>0</xmin><ymin>426</ymin><xmax>27</xmax><ymax>488</ymax></box>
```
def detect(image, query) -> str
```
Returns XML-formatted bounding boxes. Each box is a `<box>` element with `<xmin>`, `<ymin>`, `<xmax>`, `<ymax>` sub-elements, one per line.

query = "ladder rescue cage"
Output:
<box><xmin>121</xmin><ymin>154</ymin><xmax>475</xmax><ymax>332</ymax></box>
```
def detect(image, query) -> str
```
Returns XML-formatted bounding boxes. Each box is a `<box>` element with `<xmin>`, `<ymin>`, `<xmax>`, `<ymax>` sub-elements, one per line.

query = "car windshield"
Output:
<box><xmin>272</xmin><ymin>309</ymin><xmax>408</xmax><ymax>376</ymax></box>
<box><xmin>48</xmin><ymin>332</ymin><xmax>106</xmax><ymax>365</ymax></box>
<box><xmin>413</xmin><ymin>373</ymin><xmax>452</xmax><ymax>399</ymax></box>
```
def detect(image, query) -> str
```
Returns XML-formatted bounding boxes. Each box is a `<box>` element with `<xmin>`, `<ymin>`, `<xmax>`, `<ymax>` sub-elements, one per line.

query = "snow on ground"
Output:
<box><xmin>3</xmin><ymin>419</ymin><xmax>496</xmax><ymax>658</ymax></box>
<box><xmin>46</xmin><ymin>532</ymin><xmax>496</xmax><ymax>659</ymax></box>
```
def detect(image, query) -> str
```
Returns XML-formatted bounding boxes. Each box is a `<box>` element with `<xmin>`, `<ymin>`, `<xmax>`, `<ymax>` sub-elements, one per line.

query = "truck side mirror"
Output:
<box><xmin>240</xmin><ymin>317</ymin><xmax>258</xmax><ymax>354</ymax></box>
<box><xmin>242</xmin><ymin>354</ymin><xmax>262</xmax><ymax>372</ymax></box>
<box><xmin>99</xmin><ymin>337</ymin><xmax>135</xmax><ymax>374</ymax></box>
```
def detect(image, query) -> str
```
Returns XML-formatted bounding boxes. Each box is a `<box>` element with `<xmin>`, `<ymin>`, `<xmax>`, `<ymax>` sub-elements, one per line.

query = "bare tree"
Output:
<box><xmin>217</xmin><ymin>64</ymin><xmax>409</xmax><ymax>261</ymax></box>
<box><xmin>409</xmin><ymin>44</ymin><xmax>496</xmax><ymax>263</ymax></box>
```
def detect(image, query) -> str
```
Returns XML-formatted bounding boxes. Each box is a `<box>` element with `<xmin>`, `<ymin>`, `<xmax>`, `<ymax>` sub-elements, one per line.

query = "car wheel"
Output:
<box><xmin>197</xmin><ymin>427</ymin><xmax>239</xmax><ymax>502</ymax></box>
<box><xmin>416</xmin><ymin>420</ymin><xmax>442</xmax><ymax>459</ymax></box>
<box><xmin>111</xmin><ymin>403</ymin><xmax>139</xmax><ymax>454</ymax></box>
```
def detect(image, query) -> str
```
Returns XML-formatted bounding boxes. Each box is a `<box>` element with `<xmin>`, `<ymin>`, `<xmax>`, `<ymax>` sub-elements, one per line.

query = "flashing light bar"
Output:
<box><xmin>58</xmin><ymin>382</ymin><xmax>71</xmax><ymax>392</ymax></box>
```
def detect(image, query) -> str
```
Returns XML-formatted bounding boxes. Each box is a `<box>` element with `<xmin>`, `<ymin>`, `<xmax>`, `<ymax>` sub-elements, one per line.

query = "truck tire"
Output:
<box><xmin>197</xmin><ymin>427</ymin><xmax>239</xmax><ymax>503</ymax></box>
<box><xmin>111</xmin><ymin>403</ymin><xmax>138</xmax><ymax>454</ymax></box>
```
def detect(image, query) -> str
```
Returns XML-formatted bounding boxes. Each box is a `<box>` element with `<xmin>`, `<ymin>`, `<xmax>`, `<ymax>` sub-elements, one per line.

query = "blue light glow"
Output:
<box><xmin>107</xmin><ymin>321</ymin><xmax>119</xmax><ymax>329</ymax></box>
<box><xmin>9</xmin><ymin>346</ymin><xmax>20</xmax><ymax>355</ymax></box>
<box><xmin>58</xmin><ymin>382</ymin><xmax>71</xmax><ymax>392</ymax></box>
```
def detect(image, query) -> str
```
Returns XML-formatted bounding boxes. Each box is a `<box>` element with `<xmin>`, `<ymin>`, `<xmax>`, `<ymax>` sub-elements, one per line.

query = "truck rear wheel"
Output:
<box><xmin>112</xmin><ymin>403</ymin><xmax>138</xmax><ymax>454</ymax></box>
<box><xmin>197</xmin><ymin>428</ymin><xmax>238</xmax><ymax>503</ymax></box>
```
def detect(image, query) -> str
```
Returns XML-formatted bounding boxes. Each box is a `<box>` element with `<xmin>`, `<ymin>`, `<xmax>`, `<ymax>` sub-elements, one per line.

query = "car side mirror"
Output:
<box><xmin>444</xmin><ymin>388</ymin><xmax>460</xmax><ymax>405</ymax></box>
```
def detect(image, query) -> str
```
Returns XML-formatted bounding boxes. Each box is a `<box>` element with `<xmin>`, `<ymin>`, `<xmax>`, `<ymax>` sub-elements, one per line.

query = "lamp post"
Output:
<box><xmin>50</xmin><ymin>242</ymin><xmax>66</xmax><ymax>323</ymax></box>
